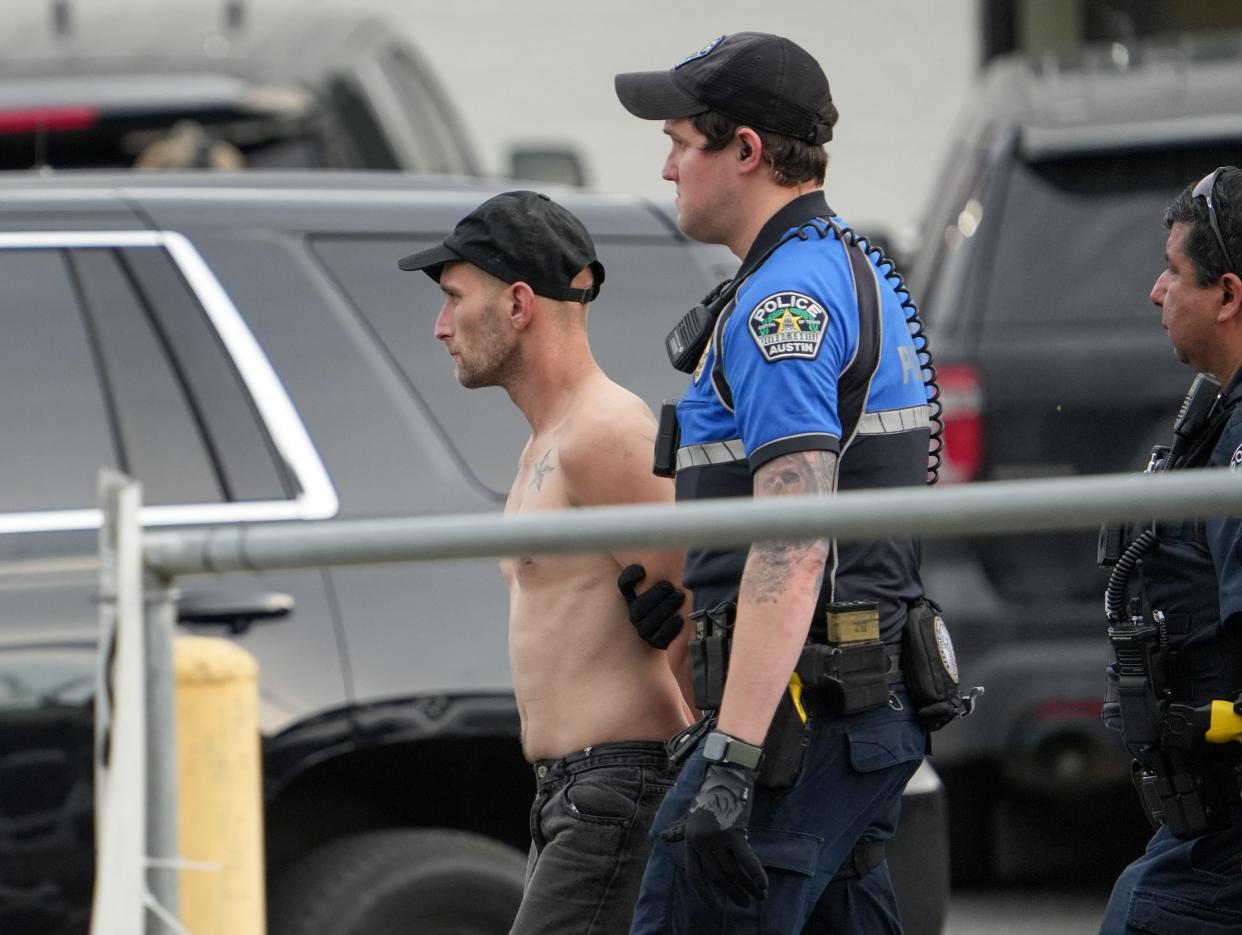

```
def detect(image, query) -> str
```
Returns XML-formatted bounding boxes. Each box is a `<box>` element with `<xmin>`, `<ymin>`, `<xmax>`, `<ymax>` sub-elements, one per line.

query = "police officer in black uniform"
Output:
<box><xmin>1099</xmin><ymin>166</ymin><xmax>1242</xmax><ymax>933</ymax></box>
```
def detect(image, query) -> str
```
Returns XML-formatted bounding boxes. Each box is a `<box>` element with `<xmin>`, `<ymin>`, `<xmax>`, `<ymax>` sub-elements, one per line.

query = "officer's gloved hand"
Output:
<box><xmin>617</xmin><ymin>564</ymin><xmax>685</xmax><ymax>650</ymax></box>
<box><xmin>684</xmin><ymin>762</ymin><xmax>769</xmax><ymax>907</ymax></box>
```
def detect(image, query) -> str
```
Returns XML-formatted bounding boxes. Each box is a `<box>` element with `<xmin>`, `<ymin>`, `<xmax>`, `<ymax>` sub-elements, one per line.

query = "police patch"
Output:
<box><xmin>747</xmin><ymin>291</ymin><xmax>827</xmax><ymax>362</ymax></box>
<box><xmin>934</xmin><ymin>614</ymin><xmax>959</xmax><ymax>684</ymax></box>
<box><xmin>1232</xmin><ymin>442</ymin><xmax>1242</xmax><ymax>470</ymax></box>
<box><xmin>676</xmin><ymin>36</ymin><xmax>724</xmax><ymax>68</ymax></box>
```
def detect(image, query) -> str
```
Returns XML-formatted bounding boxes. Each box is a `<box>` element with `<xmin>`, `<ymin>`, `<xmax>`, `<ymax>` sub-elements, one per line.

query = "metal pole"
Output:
<box><xmin>144</xmin><ymin>468</ymin><xmax>1242</xmax><ymax>577</ymax></box>
<box><xmin>144</xmin><ymin>570</ymin><xmax>181</xmax><ymax>934</ymax></box>
<box><xmin>90</xmin><ymin>472</ymin><xmax>148</xmax><ymax>935</ymax></box>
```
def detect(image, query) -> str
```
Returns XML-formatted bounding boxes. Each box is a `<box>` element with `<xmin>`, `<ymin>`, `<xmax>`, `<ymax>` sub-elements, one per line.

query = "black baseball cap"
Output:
<box><xmin>615</xmin><ymin>32</ymin><xmax>836</xmax><ymax>145</ymax></box>
<box><xmin>398</xmin><ymin>190</ymin><xmax>605</xmax><ymax>303</ymax></box>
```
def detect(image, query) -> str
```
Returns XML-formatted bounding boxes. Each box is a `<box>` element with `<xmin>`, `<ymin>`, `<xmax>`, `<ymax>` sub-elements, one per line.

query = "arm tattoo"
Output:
<box><xmin>754</xmin><ymin>450</ymin><xmax>838</xmax><ymax>497</ymax></box>
<box><xmin>740</xmin><ymin>451</ymin><xmax>838</xmax><ymax>605</ymax></box>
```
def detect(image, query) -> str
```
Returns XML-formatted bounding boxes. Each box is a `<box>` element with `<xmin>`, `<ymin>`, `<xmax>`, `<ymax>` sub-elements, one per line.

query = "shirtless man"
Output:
<box><xmin>398</xmin><ymin>190</ymin><xmax>692</xmax><ymax>935</ymax></box>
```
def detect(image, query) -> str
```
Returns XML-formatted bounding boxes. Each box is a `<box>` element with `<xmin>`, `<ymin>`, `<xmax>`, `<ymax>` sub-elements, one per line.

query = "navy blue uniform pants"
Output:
<box><xmin>1099</xmin><ymin>804</ymin><xmax>1242</xmax><ymax>934</ymax></box>
<box><xmin>629</xmin><ymin>688</ymin><xmax>927</xmax><ymax>934</ymax></box>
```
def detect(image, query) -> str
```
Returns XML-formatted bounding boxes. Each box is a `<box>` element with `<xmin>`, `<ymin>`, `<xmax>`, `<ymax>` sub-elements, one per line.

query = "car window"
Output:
<box><xmin>0</xmin><ymin>111</ymin><xmax>331</xmax><ymax>172</ymax></box>
<box><xmin>907</xmin><ymin>133</ymin><xmax>997</xmax><ymax>329</ymax></box>
<box><xmin>324</xmin><ymin>77</ymin><xmax>401</xmax><ymax>171</ymax></box>
<box><xmin>311</xmin><ymin>236</ymin><xmax>705</xmax><ymax>497</ymax></box>
<box><xmin>71</xmin><ymin>247</ymin><xmax>223</xmax><ymax>506</ymax></box>
<box><xmin>121</xmin><ymin>247</ymin><xmax>295</xmax><ymax>503</ymax></box>
<box><xmin>980</xmin><ymin>145</ymin><xmax>1242</xmax><ymax>328</ymax></box>
<box><xmin>0</xmin><ymin>238</ymin><xmax>310</xmax><ymax>522</ymax></box>
<box><xmin>0</xmin><ymin>250</ymin><xmax>118</xmax><ymax>512</ymax></box>
<box><xmin>379</xmin><ymin>48</ymin><xmax>461</xmax><ymax>174</ymax></box>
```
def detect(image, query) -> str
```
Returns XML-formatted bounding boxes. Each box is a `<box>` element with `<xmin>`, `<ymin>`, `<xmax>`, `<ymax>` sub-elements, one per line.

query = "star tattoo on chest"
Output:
<box><xmin>530</xmin><ymin>449</ymin><xmax>554</xmax><ymax>490</ymax></box>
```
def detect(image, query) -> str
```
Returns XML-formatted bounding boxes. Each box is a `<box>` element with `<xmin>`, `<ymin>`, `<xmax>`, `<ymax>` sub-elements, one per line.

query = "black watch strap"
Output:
<box><xmin>702</xmin><ymin>730</ymin><xmax>764</xmax><ymax>770</ymax></box>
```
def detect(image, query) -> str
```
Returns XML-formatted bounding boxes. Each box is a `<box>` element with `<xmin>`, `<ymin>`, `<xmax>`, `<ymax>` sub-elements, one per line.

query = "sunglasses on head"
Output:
<box><xmin>1192</xmin><ymin>167</ymin><xmax>1237</xmax><ymax>278</ymax></box>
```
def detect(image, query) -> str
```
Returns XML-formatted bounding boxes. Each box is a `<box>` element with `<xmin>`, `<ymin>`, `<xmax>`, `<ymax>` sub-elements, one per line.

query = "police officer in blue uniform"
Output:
<box><xmin>1098</xmin><ymin>167</ymin><xmax>1242</xmax><ymax>933</ymax></box>
<box><xmin>614</xmin><ymin>32</ymin><xmax>944</xmax><ymax>934</ymax></box>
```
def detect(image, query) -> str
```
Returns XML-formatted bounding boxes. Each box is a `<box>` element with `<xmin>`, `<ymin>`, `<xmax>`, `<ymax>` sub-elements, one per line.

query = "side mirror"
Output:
<box><xmin>178</xmin><ymin>590</ymin><xmax>294</xmax><ymax>635</ymax></box>
<box><xmin>507</xmin><ymin>144</ymin><xmax>589</xmax><ymax>188</ymax></box>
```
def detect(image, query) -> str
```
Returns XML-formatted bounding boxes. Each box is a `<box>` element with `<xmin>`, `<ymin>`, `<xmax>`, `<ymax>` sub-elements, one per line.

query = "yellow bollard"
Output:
<box><xmin>174</xmin><ymin>636</ymin><xmax>266</xmax><ymax>935</ymax></box>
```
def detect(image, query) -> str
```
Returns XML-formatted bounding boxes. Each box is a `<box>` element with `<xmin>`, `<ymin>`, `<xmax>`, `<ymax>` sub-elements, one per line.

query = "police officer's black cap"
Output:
<box><xmin>615</xmin><ymin>32</ymin><xmax>836</xmax><ymax>145</ymax></box>
<box><xmin>398</xmin><ymin>190</ymin><xmax>605</xmax><ymax>303</ymax></box>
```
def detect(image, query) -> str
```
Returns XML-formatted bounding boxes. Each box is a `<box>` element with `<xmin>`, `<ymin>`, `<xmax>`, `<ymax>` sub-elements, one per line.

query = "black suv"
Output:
<box><xmin>906</xmin><ymin>31</ymin><xmax>1242</xmax><ymax>881</ymax></box>
<box><xmin>0</xmin><ymin>172</ymin><xmax>944</xmax><ymax>935</ymax></box>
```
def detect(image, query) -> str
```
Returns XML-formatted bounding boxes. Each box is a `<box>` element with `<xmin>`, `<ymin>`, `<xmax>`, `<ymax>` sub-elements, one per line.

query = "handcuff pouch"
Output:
<box><xmin>796</xmin><ymin>641</ymin><xmax>888</xmax><ymax>715</ymax></box>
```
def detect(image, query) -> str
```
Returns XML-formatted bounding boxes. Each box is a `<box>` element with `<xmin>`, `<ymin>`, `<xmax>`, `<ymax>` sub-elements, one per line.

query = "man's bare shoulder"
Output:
<box><xmin>571</xmin><ymin>378</ymin><xmax>656</xmax><ymax>440</ymax></box>
<box><xmin>558</xmin><ymin>378</ymin><xmax>666</xmax><ymax>508</ymax></box>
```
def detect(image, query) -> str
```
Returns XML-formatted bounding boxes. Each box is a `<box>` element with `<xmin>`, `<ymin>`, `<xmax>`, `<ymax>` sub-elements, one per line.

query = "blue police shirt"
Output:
<box><xmin>674</xmin><ymin>191</ymin><xmax>930</xmax><ymax>643</ymax></box>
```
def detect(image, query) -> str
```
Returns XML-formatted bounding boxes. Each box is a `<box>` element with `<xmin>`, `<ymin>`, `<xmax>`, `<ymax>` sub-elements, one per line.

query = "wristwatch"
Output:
<box><xmin>701</xmin><ymin>730</ymin><xmax>764</xmax><ymax>770</ymax></box>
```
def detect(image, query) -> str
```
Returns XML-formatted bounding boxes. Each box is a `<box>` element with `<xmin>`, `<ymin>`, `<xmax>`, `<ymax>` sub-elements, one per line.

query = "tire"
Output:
<box><xmin>942</xmin><ymin>762</ymin><xmax>996</xmax><ymax>888</ymax></box>
<box><xmin>890</xmin><ymin>762</ymin><xmax>950</xmax><ymax>935</ymax></box>
<box><xmin>267</xmin><ymin>829</ymin><xmax>527</xmax><ymax>935</ymax></box>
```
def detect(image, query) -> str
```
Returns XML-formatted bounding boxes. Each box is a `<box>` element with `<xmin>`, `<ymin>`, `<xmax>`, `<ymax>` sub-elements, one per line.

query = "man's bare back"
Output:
<box><xmin>502</xmin><ymin>374</ymin><xmax>691</xmax><ymax>760</ymax></box>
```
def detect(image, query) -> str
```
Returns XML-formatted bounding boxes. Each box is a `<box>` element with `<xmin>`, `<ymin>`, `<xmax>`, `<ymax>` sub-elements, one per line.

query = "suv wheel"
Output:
<box><xmin>268</xmin><ymin>829</ymin><xmax>527</xmax><ymax>935</ymax></box>
<box><xmin>942</xmin><ymin>762</ymin><xmax>996</xmax><ymax>887</ymax></box>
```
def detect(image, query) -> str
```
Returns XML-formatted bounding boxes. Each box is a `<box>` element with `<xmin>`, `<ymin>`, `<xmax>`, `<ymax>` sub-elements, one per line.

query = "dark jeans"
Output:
<box><xmin>1099</xmin><ymin>805</ymin><xmax>1242</xmax><ymax>934</ymax></box>
<box><xmin>629</xmin><ymin>688</ymin><xmax>927</xmax><ymax>935</ymax></box>
<box><xmin>511</xmin><ymin>741</ymin><xmax>676</xmax><ymax>935</ymax></box>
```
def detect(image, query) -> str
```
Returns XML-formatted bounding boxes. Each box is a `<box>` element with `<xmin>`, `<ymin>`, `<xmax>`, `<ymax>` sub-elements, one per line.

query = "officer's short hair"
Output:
<box><xmin>692</xmin><ymin>111</ymin><xmax>828</xmax><ymax>188</ymax></box>
<box><xmin>1165</xmin><ymin>166</ymin><xmax>1242</xmax><ymax>286</ymax></box>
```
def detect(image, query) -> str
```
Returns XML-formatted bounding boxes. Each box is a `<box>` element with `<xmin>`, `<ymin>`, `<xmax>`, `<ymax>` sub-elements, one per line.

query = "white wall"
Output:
<box><xmin>11</xmin><ymin>0</ymin><xmax>980</xmax><ymax>231</ymax></box>
<box><xmin>378</xmin><ymin>0</ymin><xmax>980</xmax><ymax>231</ymax></box>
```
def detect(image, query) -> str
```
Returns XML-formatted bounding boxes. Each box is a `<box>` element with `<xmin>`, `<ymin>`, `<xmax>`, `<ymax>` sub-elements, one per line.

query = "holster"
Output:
<box><xmin>1131</xmin><ymin>758</ymin><xmax>1221</xmax><ymax>839</ymax></box>
<box><xmin>757</xmin><ymin>678</ymin><xmax>811</xmax><ymax>790</ymax></box>
<box><xmin>688</xmin><ymin>601</ymin><xmax>735</xmax><ymax>711</ymax></box>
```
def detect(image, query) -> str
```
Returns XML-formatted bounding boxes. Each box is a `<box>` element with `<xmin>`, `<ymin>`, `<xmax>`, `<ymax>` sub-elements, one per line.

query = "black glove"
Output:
<box><xmin>617</xmin><ymin>564</ymin><xmax>685</xmax><ymax>650</ymax></box>
<box><xmin>684</xmin><ymin>762</ymin><xmax>769</xmax><ymax>907</ymax></box>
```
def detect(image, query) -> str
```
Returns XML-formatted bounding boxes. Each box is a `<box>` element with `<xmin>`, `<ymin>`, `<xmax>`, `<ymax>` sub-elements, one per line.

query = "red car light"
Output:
<box><xmin>1032</xmin><ymin>700</ymin><xmax>1104</xmax><ymax>721</ymax></box>
<box><xmin>0</xmin><ymin>106</ymin><xmax>99</xmax><ymax>134</ymax></box>
<box><xmin>936</xmin><ymin>364</ymin><xmax>984</xmax><ymax>483</ymax></box>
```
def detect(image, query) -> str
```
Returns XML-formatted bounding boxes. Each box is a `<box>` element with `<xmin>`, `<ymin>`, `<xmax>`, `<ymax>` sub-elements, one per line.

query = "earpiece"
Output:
<box><xmin>739</xmin><ymin>141</ymin><xmax>752</xmax><ymax>160</ymax></box>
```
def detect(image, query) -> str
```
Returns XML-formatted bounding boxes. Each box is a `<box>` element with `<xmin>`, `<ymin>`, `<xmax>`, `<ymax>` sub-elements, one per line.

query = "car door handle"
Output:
<box><xmin>177</xmin><ymin>590</ymin><xmax>294</xmax><ymax>635</ymax></box>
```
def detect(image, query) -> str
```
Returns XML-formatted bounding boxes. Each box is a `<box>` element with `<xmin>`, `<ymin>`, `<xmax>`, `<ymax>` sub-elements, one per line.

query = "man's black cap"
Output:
<box><xmin>614</xmin><ymin>32</ymin><xmax>837</xmax><ymax>145</ymax></box>
<box><xmin>398</xmin><ymin>190</ymin><xmax>605</xmax><ymax>303</ymax></box>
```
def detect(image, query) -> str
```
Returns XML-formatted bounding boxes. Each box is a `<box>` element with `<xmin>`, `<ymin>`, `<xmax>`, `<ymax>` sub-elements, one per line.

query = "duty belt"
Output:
<box><xmin>793</xmin><ymin>641</ymin><xmax>904</xmax><ymax>718</ymax></box>
<box><xmin>795</xmin><ymin>641</ymin><xmax>904</xmax><ymax>686</ymax></box>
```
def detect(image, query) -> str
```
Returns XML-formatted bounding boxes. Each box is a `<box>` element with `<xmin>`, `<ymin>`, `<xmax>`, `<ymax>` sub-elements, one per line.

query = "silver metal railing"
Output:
<box><xmin>95</xmin><ymin>465</ymin><xmax>1242</xmax><ymax>933</ymax></box>
<box><xmin>144</xmin><ymin>467</ymin><xmax>1242</xmax><ymax>575</ymax></box>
